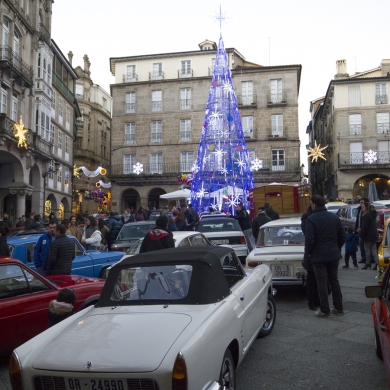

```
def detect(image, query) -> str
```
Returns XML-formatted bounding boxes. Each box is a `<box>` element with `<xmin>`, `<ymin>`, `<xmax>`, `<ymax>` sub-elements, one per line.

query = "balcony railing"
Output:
<box><xmin>32</xmin><ymin>133</ymin><xmax>53</xmax><ymax>157</ymax></box>
<box><xmin>339</xmin><ymin>151</ymin><xmax>390</xmax><ymax>167</ymax></box>
<box><xmin>149</xmin><ymin>71</ymin><xmax>164</xmax><ymax>80</ymax></box>
<box><xmin>178</xmin><ymin>69</ymin><xmax>193</xmax><ymax>78</ymax></box>
<box><xmin>270</xmin><ymin>126</ymin><xmax>284</xmax><ymax>137</ymax></box>
<box><xmin>0</xmin><ymin>46</ymin><xmax>33</xmax><ymax>87</ymax></box>
<box><xmin>110</xmin><ymin>158</ymin><xmax>300</xmax><ymax>177</ymax></box>
<box><xmin>376</xmin><ymin>94</ymin><xmax>388</xmax><ymax>105</ymax></box>
<box><xmin>237</xmin><ymin>95</ymin><xmax>257</xmax><ymax>106</ymax></box>
<box><xmin>267</xmin><ymin>92</ymin><xmax>287</xmax><ymax>106</ymax></box>
<box><xmin>52</xmin><ymin>73</ymin><xmax>75</xmax><ymax>102</ymax></box>
<box><xmin>38</xmin><ymin>23</ymin><xmax>51</xmax><ymax>45</ymax></box>
<box><xmin>349</xmin><ymin>125</ymin><xmax>362</xmax><ymax>135</ymax></box>
<box><xmin>378</xmin><ymin>124</ymin><xmax>390</xmax><ymax>134</ymax></box>
<box><xmin>123</xmin><ymin>74</ymin><xmax>138</xmax><ymax>83</ymax></box>
<box><xmin>180</xmin><ymin>99</ymin><xmax>191</xmax><ymax>110</ymax></box>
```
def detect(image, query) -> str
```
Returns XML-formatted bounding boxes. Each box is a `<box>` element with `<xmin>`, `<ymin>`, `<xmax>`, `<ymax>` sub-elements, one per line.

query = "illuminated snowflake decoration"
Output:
<box><xmin>214</xmin><ymin>146</ymin><xmax>226</xmax><ymax>159</ymax></box>
<box><xmin>191</xmin><ymin>162</ymin><xmax>199</xmax><ymax>173</ymax></box>
<box><xmin>133</xmin><ymin>162</ymin><xmax>143</xmax><ymax>175</ymax></box>
<box><xmin>364</xmin><ymin>149</ymin><xmax>377</xmax><ymax>164</ymax></box>
<box><xmin>228</xmin><ymin>195</ymin><xmax>241</xmax><ymax>209</ymax></box>
<box><xmin>234</xmin><ymin>156</ymin><xmax>246</xmax><ymax>174</ymax></box>
<box><xmin>196</xmin><ymin>184</ymin><xmax>207</xmax><ymax>198</ymax></box>
<box><xmin>221</xmin><ymin>164</ymin><xmax>228</xmax><ymax>176</ymax></box>
<box><xmin>250</xmin><ymin>158</ymin><xmax>263</xmax><ymax>171</ymax></box>
<box><xmin>217</xmin><ymin>126</ymin><xmax>230</xmax><ymax>139</ymax></box>
<box><xmin>208</xmin><ymin>110</ymin><xmax>222</xmax><ymax>126</ymax></box>
<box><xmin>307</xmin><ymin>140</ymin><xmax>327</xmax><ymax>163</ymax></box>
<box><xmin>222</xmin><ymin>82</ymin><xmax>234</xmax><ymax>95</ymax></box>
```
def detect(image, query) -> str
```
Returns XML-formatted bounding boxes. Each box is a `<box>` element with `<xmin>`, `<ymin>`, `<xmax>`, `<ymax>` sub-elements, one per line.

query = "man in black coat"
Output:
<box><xmin>264</xmin><ymin>203</ymin><xmax>280</xmax><ymax>220</ymax></box>
<box><xmin>229</xmin><ymin>203</ymin><xmax>254</xmax><ymax>252</ymax></box>
<box><xmin>305</xmin><ymin>195</ymin><xmax>346</xmax><ymax>317</ymax></box>
<box><xmin>354</xmin><ymin>197</ymin><xmax>371</xmax><ymax>264</ymax></box>
<box><xmin>181</xmin><ymin>204</ymin><xmax>195</xmax><ymax>231</ymax></box>
<box><xmin>252</xmin><ymin>207</ymin><xmax>271</xmax><ymax>242</ymax></box>
<box><xmin>46</xmin><ymin>224</ymin><xmax>75</xmax><ymax>275</ymax></box>
<box><xmin>140</xmin><ymin>216</ymin><xmax>175</xmax><ymax>253</ymax></box>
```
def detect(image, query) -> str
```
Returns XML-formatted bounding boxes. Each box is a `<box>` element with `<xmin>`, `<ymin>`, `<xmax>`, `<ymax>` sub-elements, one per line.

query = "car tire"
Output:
<box><xmin>258</xmin><ymin>293</ymin><xmax>276</xmax><ymax>338</ymax></box>
<box><xmin>375</xmin><ymin>328</ymin><xmax>383</xmax><ymax>360</ymax></box>
<box><xmin>219</xmin><ymin>349</ymin><xmax>236</xmax><ymax>390</ymax></box>
<box><xmin>99</xmin><ymin>267</ymin><xmax>109</xmax><ymax>279</ymax></box>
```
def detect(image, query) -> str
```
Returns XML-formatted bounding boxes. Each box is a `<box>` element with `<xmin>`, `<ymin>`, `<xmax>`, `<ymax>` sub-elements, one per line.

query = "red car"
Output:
<box><xmin>365</xmin><ymin>266</ymin><xmax>390</xmax><ymax>386</ymax></box>
<box><xmin>0</xmin><ymin>257</ymin><xmax>105</xmax><ymax>355</ymax></box>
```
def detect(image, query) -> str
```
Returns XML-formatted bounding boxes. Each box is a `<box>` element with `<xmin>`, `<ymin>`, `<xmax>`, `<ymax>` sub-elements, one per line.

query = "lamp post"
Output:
<box><xmin>42</xmin><ymin>161</ymin><xmax>60</xmax><ymax>219</ymax></box>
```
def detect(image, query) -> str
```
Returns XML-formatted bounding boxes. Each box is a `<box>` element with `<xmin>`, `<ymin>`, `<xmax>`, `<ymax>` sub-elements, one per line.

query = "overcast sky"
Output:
<box><xmin>52</xmin><ymin>0</ymin><xmax>390</xmax><ymax>170</ymax></box>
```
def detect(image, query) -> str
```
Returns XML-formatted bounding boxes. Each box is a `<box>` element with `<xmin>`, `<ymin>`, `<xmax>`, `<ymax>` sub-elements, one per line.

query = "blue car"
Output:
<box><xmin>7</xmin><ymin>234</ymin><xmax>124</xmax><ymax>278</ymax></box>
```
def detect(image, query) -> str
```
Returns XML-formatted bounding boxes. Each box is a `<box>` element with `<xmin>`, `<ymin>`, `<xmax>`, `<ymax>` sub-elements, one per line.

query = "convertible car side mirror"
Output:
<box><xmin>365</xmin><ymin>286</ymin><xmax>383</xmax><ymax>300</ymax></box>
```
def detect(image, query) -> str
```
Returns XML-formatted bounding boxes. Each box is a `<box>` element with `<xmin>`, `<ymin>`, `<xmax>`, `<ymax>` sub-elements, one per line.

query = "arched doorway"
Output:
<box><xmin>353</xmin><ymin>174</ymin><xmax>390</xmax><ymax>200</ymax></box>
<box><xmin>60</xmin><ymin>197</ymin><xmax>71</xmax><ymax>219</ymax></box>
<box><xmin>148</xmin><ymin>188</ymin><xmax>165</xmax><ymax>210</ymax></box>
<box><xmin>121</xmin><ymin>188</ymin><xmax>140</xmax><ymax>212</ymax></box>
<box><xmin>45</xmin><ymin>193</ymin><xmax>58</xmax><ymax>219</ymax></box>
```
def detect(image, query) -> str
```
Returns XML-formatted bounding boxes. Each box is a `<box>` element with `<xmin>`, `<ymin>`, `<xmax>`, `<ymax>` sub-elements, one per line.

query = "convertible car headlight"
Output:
<box><xmin>172</xmin><ymin>352</ymin><xmax>187</xmax><ymax>390</ymax></box>
<box><xmin>9</xmin><ymin>352</ymin><xmax>22</xmax><ymax>390</ymax></box>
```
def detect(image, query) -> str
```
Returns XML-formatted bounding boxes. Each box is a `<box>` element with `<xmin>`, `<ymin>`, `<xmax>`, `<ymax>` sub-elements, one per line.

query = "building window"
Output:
<box><xmin>377</xmin><ymin>113</ymin><xmax>390</xmax><ymax>134</ymax></box>
<box><xmin>150</xmin><ymin>153</ymin><xmax>163</xmax><ymax>174</ymax></box>
<box><xmin>51</xmin><ymin>90</ymin><xmax>56</xmax><ymax>112</ymax></box>
<box><xmin>126</xmin><ymin>92</ymin><xmax>135</xmax><ymax>113</ymax></box>
<box><xmin>123</xmin><ymin>154</ymin><xmax>136</xmax><ymax>174</ymax></box>
<box><xmin>57</xmin><ymin>165</ymin><xmax>62</xmax><ymax>184</ymax></box>
<box><xmin>242</xmin><ymin>116</ymin><xmax>253</xmax><ymax>138</ymax></box>
<box><xmin>349</xmin><ymin>141</ymin><xmax>363</xmax><ymax>164</ymax></box>
<box><xmin>180</xmin><ymin>60</ymin><xmax>191</xmax><ymax>77</ymax></box>
<box><xmin>271</xmin><ymin>114</ymin><xmax>283</xmax><ymax>137</ymax></box>
<box><xmin>378</xmin><ymin>140</ymin><xmax>390</xmax><ymax>163</ymax></box>
<box><xmin>180</xmin><ymin>88</ymin><xmax>191</xmax><ymax>110</ymax></box>
<box><xmin>152</xmin><ymin>90</ymin><xmax>162</xmax><ymax>112</ymax></box>
<box><xmin>125</xmin><ymin>123</ymin><xmax>135</xmax><ymax>144</ymax></box>
<box><xmin>151</xmin><ymin>121</ymin><xmax>162</xmax><ymax>143</ymax></box>
<box><xmin>58</xmin><ymin>129</ymin><xmax>62</xmax><ymax>153</ymax></box>
<box><xmin>125</xmin><ymin>65</ymin><xmax>137</xmax><ymax>82</ymax></box>
<box><xmin>181</xmin><ymin>152</ymin><xmax>193</xmax><ymax>172</ymax></box>
<box><xmin>241</xmin><ymin>81</ymin><xmax>253</xmax><ymax>105</ymax></box>
<box><xmin>64</xmin><ymin>166</ymin><xmax>69</xmax><ymax>186</ymax></box>
<box><xmin>349</xmin><ymin>114</ymin><xmax>362</xmax><ymax>135</ymax></box>
<box><xmin>271</xmin><ymin>149</ymin><xmax>285</xmax><ymax>171</ymax></box>
<box><xmin>76</xmin><ymin>84</ymin><xmax>83</xmax><ymax>99</ymax></box>
<box><xmin>40</xmin><ymin>111</ymin><xmax>46</xmax><ymax>138</ymax></box>
<box><xmin>348</xmin><ymin>85</ymin><xmax>361</xmax><ymax>106</ymax></box>
<box><xmin>152</xmin><ymin>62</ymin><xmax>163</xmax><ymax>80</ymax></box>
<box><xmin>270</xmin><ymin>79</ymin><xmax>283</xmax><ymax>103</ymax></box>
<box><xmin>43</xmin><ymin>57</ymin><xmax>47</xmax><ymax>82</ymax></box>
<box><xmin>59</xmin><ymin>97</ymin><xmax>63</xmax><ymax>118</ymax></box>
<box><xmin>47</xmin><ymin>63</ymin><xmax>51</xmax><ymax>86</ymax></box>
<box><xmin>37</xmin><ymin>53</ymin><xmax>41</xmax><ymax>78</ymax></box>
<box><xmin>50</xmin><ymin>124</ymin><xmax>54</xmax><ymax>144</ymax></box>
<box><xmin>102</xmin><ymin>97</ymin><xmax>107</xmax><ymax>109</ymax></box>
<box><xmin>1</xmin><ymin>88</ymin><xmax>7</xmax><ymax>114</ymax></box>
<box><xmin>376</xmin><ymin>83</ymin><xmax>388</xmax><ymax>105</ymax></box>
<box><xmin>65</xmin><ymin>104</ymin><xmax>70</xmax><ymax>130</ymax></box>
<box><xmin>48</xmin><ymin>160</ymin><xmax>54</xmax><ymax>180</ymax></box>
<box><xmin>12</xmin><ymin>96</ymin><xmax>17</xmax><ymax>121</ymax></box>
<box><xmin>65</xmin><ymin>135</ymin><xmax>70</xmax><ymax>154</ymax></box>
<box><xmin>210</xmin><ymin>58</ymin><xmax>216</xmax><ymax>75</ymax></box>
<box><xmin>180</xmin><ymin>119</ymin><xmax>191</xmax><ymax>141</ymax></box>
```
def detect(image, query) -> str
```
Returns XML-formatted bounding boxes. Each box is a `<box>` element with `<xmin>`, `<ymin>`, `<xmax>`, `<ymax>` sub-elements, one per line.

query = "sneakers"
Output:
<box><xmin>342</xmin><ymin>265</ymin><xmax>349</xmax><ymax>269</ymax></box>
<box><xmin>315</xmin><ymin>310</ymin><xmax>331</xmax><ymax>317</ymax></box>
<box><xmin>331</xmin><ymin>308</ymin><xmax>344</xmax><ymax>316</ymax></box>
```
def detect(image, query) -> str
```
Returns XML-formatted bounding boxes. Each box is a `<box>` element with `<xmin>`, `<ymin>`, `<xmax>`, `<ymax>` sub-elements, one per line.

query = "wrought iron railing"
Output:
<box><xmin>339</xmin><ymin>151</ymin><xmax>390</xmax><ymax>166</ymax></box>
<box><xmin>266</xmin><ymin>92</ymin><xmax>287</xmax><ymax>105</ymax></box>
<box><xmin>378</xmin><ymin>124</ymin><xmax>390</xmax><ymax>134</ymax></box>
<box><xmin>123</xmin><ymin>74</ymin><xmax>138</xmax><ymax>82</ymax></box>
<box><xmin>375</xmin><ymin>94</ymin><xmax>388</xmax><ymax>105</ymax></box>
<box><xmin>0</xmin><ymin>46</ymin><xmax>33</xmax><ymax>86</ymax></box>
<box><xmin>349</xmin><ymin>124</ymin><xmax>362</xmax><ymax>135</ymax></box>
<box><xmin>149</xmin><ymin>71</ymin><xmax>164</xmax><ymax>80</ymax></box>
<box><xmin>178</xmin><ymin>69</ymin><xmax>193</xmax><ymax>78</ymax></box>
<box><xmin>38</xmin><ymin>23</ymin><xmax>50</xmax><ymax>44</ymax></box>
<box><xmin>236</xmin><ymin>94</ymin><xmax>257</xmax><ymax>106</ymax></box>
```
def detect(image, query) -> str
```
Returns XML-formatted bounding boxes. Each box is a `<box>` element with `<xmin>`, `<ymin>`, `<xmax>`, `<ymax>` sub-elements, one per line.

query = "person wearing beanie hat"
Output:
<box><xmin>139</xmin><ymin>215</ymin><xmax>175</xmax><ymax>253</ymax></box>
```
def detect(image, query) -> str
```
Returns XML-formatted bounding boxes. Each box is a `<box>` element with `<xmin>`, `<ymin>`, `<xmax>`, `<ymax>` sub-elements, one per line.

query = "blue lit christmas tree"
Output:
<box><xmin>190</xmin><ymin>34</ymin><xmax>255</xmax><ymax>214</ymax></box>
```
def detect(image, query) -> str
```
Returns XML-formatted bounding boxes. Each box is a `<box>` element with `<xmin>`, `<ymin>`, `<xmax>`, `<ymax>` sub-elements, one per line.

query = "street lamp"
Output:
<box><xmin>42</xmin><ymin>161</ymin><xmax>60</xmax><ymax>219</ymax></box>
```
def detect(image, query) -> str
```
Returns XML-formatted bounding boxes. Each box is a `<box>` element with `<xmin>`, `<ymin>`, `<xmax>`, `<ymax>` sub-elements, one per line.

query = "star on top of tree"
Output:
<box><xmin>13</xmin><ymin>115</ymin><xmax>28</xmax><ymax>149</ymax></box>
<box><xmin>307</xmin><ymin>140</ymin><xmax>327</xmax><ymax>163</ymax></box>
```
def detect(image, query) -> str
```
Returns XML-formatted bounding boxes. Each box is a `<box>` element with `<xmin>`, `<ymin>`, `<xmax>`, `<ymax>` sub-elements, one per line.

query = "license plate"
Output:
<box><xmin>273</xmin><ymin>264</ymin><xmax>291</xmax><ymax>277</ymax></box>
<box><xmin>211</xmin><ymin>239</ymin><xmax>229</xmax><ymax>244</ymax></box>
<box><xmin>66</xmin><ymin>378</ymin><xmax>125</xmax><ymax>390</ymax></box>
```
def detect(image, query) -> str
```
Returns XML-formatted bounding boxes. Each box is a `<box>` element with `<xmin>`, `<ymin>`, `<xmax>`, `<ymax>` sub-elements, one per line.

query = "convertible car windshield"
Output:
<box><xmin>117</xmin><ymin>224</ymin><xmax>154</xmax><ymax>241</ymax></box>
<box><xmin>111</xmin><ymin>265</ymin><xmax>193</xmax><ymax>302</ymax></box>
<box><xmin>258</xmin><ymin>225</ymin><xmax>304</xmax><ymax>246</ymax></box>
<box><xmin>197</xmin><ymin>219</ymin><xmax>241</xmax><ymax>232</ymax></box>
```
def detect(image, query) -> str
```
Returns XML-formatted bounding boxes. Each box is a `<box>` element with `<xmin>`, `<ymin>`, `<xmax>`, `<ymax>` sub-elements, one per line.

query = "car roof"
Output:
<box><xmin>120</xmin><ymin>221</ymin><xmax>155</xmax><ymax>226</ymax></box>
<box><xmin>373</xmin><ymin>200</ymin><xmax>390</xmax><ymax>206</ymax></box>
<box><xmin>261</xmin><ymin>217</ymin><xmax>302</xmax><ymax>228</ymax></box>
<box><xmin>7</xmin><ymin>234</ymin><xmax>45</xmax><ymax>244</ymax></box>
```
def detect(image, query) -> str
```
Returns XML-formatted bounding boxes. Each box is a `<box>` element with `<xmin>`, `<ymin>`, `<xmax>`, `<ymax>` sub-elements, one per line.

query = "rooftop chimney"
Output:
<box><xmin>67</xmin><ymin>51</ymin><xmax>73</xmax><ymax>66</ymax></box>
<box><xmin>335</xmin><ymin>59</ymin><xmax>349</xmax><ymax>79</ymax></box>
<box><xmin>381</xmin><ymin>59</ymin><xmax>390</xmax><ymax>77</ymax></box>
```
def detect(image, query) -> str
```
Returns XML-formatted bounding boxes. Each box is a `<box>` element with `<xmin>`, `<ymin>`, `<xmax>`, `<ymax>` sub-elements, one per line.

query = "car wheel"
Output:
<box><xmin>99</xmin><ymin>267</ymin><xmax>109</xmax><ymax>279</ymax></box>
<box><xmin>219</xmin><ymin>349</ymin><xmax>236</xmax><ymax>390</ymax></box>
<box><xmin>375</xmin><ymin>328</ymin><xmax>383</xmax><ymax>360</ymax></box>
<box><xmin>258</xmin><ymin>293</ymin><xmax>276</xmax><ymax>338</ymax></box>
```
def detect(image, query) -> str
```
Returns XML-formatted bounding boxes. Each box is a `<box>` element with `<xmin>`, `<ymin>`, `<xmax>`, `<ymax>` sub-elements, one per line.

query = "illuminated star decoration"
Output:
<box><xmin>133</xmin><ymin>162</ymin><xmax>144</xmax><ymax>175</ymax></box>
<box><xmin>251</xmin><ymin>158</ymin><xmax>263</xmax><ymax>171</ymax></box>
<box><xmin>307</xmin><ymin>140</ymin><xmax>327</xmax><ymax>163</ymax></box>
<box><xmin>13</xmin><ymin>115</ymin><xmax>28</xmax><ymax>149</ymax></box>
<box><xmin>364</xmin><ymin>149</ymin><xmax>377</xmax><ymax>164</ymax></box>
<box><xmin>73</xmin><ymin>164</ymin><xmax>81</xmax><ymax>179</ymax></box>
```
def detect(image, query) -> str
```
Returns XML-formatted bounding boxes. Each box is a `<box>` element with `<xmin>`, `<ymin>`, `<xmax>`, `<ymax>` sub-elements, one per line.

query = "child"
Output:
<box><xmin>47</xmin><ymin>288</ymin><xmax>77</xmax><ymax>327</ymax></box>
<box><xmin>343</xmin><ymin>226</ymin><xmax>359</xmax><ymax>268</ymax></box>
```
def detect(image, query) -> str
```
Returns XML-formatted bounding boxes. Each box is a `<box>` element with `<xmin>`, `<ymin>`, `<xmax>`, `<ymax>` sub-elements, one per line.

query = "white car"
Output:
<box><xmin>10</xmin><ymin>246</ymin><xmax>275</xmax><ymax>390</ymax></box>
<box><xmin>325</xmin><ymin>201</ymin><xmax>346</xmax><ymax>214</ymax></box>
<box><xmin>246</xmin><ymin>218</ymin><xmax>307</xmax><ymax>286</ymax></box>
<box><xmin>196</xmin><ymin>217</ymin><xmax>249</xmax><ymax>264</ymax></box>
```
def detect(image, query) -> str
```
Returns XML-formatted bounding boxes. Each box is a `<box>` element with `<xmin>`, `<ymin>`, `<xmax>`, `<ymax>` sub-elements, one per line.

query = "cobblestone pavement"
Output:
<box><xmin>1</xmin><ymin>257</ymin><xmax>388</xmax><ymax>389</ymax></box>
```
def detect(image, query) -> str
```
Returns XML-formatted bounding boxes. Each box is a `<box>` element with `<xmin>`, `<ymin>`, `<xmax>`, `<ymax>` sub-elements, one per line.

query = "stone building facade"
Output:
<box><xmin>109</xmin><ymin>40</ymin><xmax>301</xmax><ymax>211</ymax></box>
<box><xmin>307</xmin><ymin>59</ymin><xmax>390</xmax><ymax>201</ymax></box>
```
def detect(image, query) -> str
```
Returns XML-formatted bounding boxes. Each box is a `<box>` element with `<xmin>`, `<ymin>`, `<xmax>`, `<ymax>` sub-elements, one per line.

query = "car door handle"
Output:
<box><xmin>240</xmin><ymin>294</ymin><xmax>245</xmax><ymax>301</ymax></box>
<box><xmin>380</xmin><ymin>321</ymin><xmax>386</xmax><ymax>331</ymax></box>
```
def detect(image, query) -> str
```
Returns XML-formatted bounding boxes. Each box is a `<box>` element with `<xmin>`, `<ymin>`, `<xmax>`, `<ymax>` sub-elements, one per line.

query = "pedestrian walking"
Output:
<box><xmin>181</xmin><ymin>204</ymin><xmax>195</xmax><ymax>231</ymax></box>
<box><xmin>139</xmin><ymin>216</ymin><xmax>175</xmax><ymax>253</ymax></box>
<box><xmin>68</xmin><ymin>216</ymin><xmax>82</xmax><ymax>242</ymax></box>
<box><xmin>82</xmin><ymin>216</ymin><xmax>102</xmax><ymax>250</ymax></box>
<box><xmin>33</xmin><ymin>219</ymin><xmax>57</xmax><ymax>275</ymax></box>
<box><xmin>264</xmin><ymin>203</ymin><xmax>280</xmax><ymax>220</ymax></box>
<box><xmin>0</xmin><ymin>212</ymin><xmax>13</xmax><ymax>229</ymax></box>
<box><xmin>47</xmin><ymin>288</ymin><xmax>76</xmax><ymax>328</ymax></box>
<box><xmin>252</xmin><ymin>207</ymin><xmax>271</xmax><ymax>242</ymax></box>
<box><xmin>121</xmin><ymin>208</ymin><xmax>134</xmax><ymax>224</ymax></box>
<box><xmin>343</xmin><ymin>226</ymin><xmax>359</xmax><ymax>268</ymax></box>
<box><xmin>228</xmin><ymin>203</ymin><xmax>254</xmax><ymax>252</ymax></box>
<box><xmin>304</xmin><ymin>195</ymin><xmax>346</xmax><ymax>317</ymax></box>
<box><xmin>175</xmin><ymin>212</ymin><xmax>187</xmax><ymax>231</ymax></box>
<box><xmin>98</xmin><ymin>218</ymin><xmax>110</xmax><ymax>250</ymax></box>
<box><xmin>46</xmin><ymin>224</ymin><xmax>75</xmax><ymax>275</ymax></box>
<box><xmin>355</xmin><ymin>197</ymin><xmax>371</xmax><ymax>264</ymax></box>
<box><xmin>106</xmin><ymin>211</ymin><xmax>123</xmax><ymax>250</ymax></box>
<box><xmin>360</xmin><ymin>202</ymin><xmax>379</xmax><ymax>270</ymax></box>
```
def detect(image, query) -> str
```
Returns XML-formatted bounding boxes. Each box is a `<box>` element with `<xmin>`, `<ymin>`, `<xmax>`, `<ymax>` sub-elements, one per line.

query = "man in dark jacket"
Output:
<box><xmin>107</xmin><ymin>211</ymin><xmax>123</xmax><ymax>250</ymax></box>
<box><xmin>0</xmin><ymin>212</ymin><xmax>13</xmax><ymax>229</ymax></box>
<box><xmin>354</xmin><ymin>197</ymin><xmax>371</xmax><ymax>264</ymax></box>
<box><xmin>252</xmin><ymin>207</ymin><xmax>271</xmax><ymax>242</ymax></box>
<box><xmin>181</xmin><ymin>204</ymin><xmax>195</xmax><ymax>231</ymax></box>
<box><xmin>229</xmin><ymin>203</ymin><xmax>254</xmax><ymax>252</ymax></box>
<box><xmin>305</xmin><ymin>195</ymin><xmax>346</xmax><ymax>317</ymax></box>
<box><xmin>140</xmin><ymin>216</ymin><xmax>175</xmax><ymax>253</ymax></box>
<box><xmin>264</xmin><ymin>203</ymin><xmax>280</xmax><ymax>220</ymax></box>
<box><xmin>34</xmin><ymin>220</ymin><xmax>57</xmax><ymax>275</ymax></box>
<box><xmin>46</xmin><ymin>224</ymin><xmax>75</xmax><ymax>275</ymax></box>
<box><xmin>0</xmin><ymin>227</ymin><xmax>10</xmax><ymax>256</ymax></box>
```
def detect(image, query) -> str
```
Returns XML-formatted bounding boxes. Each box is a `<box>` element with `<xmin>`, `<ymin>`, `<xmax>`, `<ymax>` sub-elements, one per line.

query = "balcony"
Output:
<box><xmin>267</xmin><ymin>92</ymin><xmax>287</xmax><ymax>107</ymax></box>
<box><xmin>178</xmin><ymin>69</ymin><xmax>193</xmax><ymax>78</ymax></box>
<box><xmin>75</xmin><ymin>118</ymin><xmax>84</xmax><ymax>129</ymax></box>
<box><xmin>32</xmin><ymin>134</ymin><xmax>53</xmax><ymax>159</ymax></box>
<box><xmin>375</xmin><ymin>94</ymin><xmax>388</xmax><ymax>105</ymax></box>
<box><xmin>123</xmin><ymin>74</ymin><xmax>138</xmax><ymax>83</ymax></box>
<box><xmin>0</xmin><ymin>46</ymin><xmax>33</xmax><ymax>87</ymax></box>
<box><xmin>267</xmin><ymin>126</ymin><xmax>286</xmax><ymax>139</ymax></box>
<box><xmin>349</xmin><ymin>125</ymin><xmax>362</xmax><ymax>135</ymax></box>
<box><xmin>52</xmin><ymin>73</ymin><xmax>75</xmax><ymax>102</ymax></box>
<box><xmin>339</xmin><ymin>151</ymin><xmax>390</xmax><ymax>169</ymax></box>
<box><xmin>149</xmin><ymin>71</ymin><xmax>164</xmax><ymax>80</ymax></box>
<box><xmin>38</xmin><ymin>23</ymin><xmax>51</xmax><ymax>45</ymax></box>
<box><xmin>237</xmin><ymin>94</ymin><xmax>257</xmax><ymax>107</ymax></box>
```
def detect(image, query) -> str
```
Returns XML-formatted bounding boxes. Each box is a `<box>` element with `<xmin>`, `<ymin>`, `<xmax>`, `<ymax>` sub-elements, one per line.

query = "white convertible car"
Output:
<box><xmin>10</xmin><ymin>246</ymin><xmax>275</xmax><ymax>390</ymax></box>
